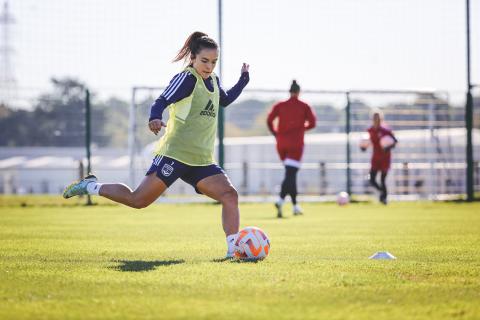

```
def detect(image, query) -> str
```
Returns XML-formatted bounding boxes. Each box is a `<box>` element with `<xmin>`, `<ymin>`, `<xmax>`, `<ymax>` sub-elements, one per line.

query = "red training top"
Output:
<box><xmin>267</xmin><ymin>97</ymin><xmax>316</xmax><ymax>148</ymax></box>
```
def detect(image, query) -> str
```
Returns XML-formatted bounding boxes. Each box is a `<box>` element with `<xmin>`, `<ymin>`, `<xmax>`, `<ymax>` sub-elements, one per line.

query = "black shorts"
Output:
<box><xmin>145</xmin><ymin>155</ymin><xmax>225</xmax><ymax>194</ymax></box>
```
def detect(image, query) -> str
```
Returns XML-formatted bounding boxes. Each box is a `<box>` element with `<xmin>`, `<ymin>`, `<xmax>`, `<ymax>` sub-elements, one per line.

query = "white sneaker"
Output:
<box><xmin>275</xmin><ymin>201</ymin><xmax>283</xmax><ymax>218</ymax></box>
<box><xmin>293</xmin><ymin>205</ymin><xmax>303</xmax><ymax>216</ymax></box>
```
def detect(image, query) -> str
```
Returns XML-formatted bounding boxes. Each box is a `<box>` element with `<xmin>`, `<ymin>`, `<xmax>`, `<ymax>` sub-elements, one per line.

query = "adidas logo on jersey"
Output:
<box><xmin>200</xmin><ymin>100</ymin><xmax>216</xmax><ymax>118</ymax></box>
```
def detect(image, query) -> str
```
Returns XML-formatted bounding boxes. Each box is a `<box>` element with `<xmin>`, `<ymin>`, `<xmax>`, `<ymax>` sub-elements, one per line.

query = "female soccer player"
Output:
<box><xmin>63</xmin><ymin>31</ymin><xmax>250</xmax><ymax>258</ymax></box>
<box><xmin>267</xmin><ymin>80</ymin><xmax>316</xmax><ymax>218</ymax></box>
<box><xmin>362</xmin><ymin>112</ymin><xmax>397</xmax><ymax>204</ymax></box>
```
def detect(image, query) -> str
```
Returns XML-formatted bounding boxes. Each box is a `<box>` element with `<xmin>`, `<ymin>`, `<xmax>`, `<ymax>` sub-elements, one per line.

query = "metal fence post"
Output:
<box><xmin>129</xmin><ymin>88</ymin><xmax>137</xmax><ymax>188</ymax></box>
<box><xmin>345</xmin><ymin>92</ymin><xmax>352</xmax><ymax>195</ymax></box>
<box><xmin>319</xmin><ymin>162</ymin><xmax>327</xmax><ymax>195</ymax></box>
<box><xmin>465</xmin><ymin>0</ymin><xmax>474</xmax><ymax>201</ymax></box>
<box><xmin>241</xmin><ymin>161</ymin><xmax>248</xmax><ymax>195</ymax></box>
<box><xmin>402</xmin><ymin>162</ymin><xmax>409</xmax><ymax>195</ymax></box>
<box><xmin>85</xmin><ymin>88</ymin><xmax>93</xmax><ymax>205</ymax></box>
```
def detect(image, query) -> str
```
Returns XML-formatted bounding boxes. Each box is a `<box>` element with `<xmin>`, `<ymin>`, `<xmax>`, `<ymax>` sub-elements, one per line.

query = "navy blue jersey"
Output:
<box><xmin>149</xmin><ymin>71</ymin><xmax>249</xmax><ymax>122</ymax></box>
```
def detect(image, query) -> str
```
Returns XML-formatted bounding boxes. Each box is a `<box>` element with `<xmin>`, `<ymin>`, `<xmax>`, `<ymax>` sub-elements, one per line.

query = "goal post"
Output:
<box><xmin>129</xmin><ymin>85</ymin><xmax>471</xmax><ymax>200</ymax></box>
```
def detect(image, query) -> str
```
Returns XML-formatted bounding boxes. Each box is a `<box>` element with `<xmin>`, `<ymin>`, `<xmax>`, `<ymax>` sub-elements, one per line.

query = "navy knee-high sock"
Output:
<box><xmin>280</xmin><ymin>166</ymin><xmax>299</xmax><ymax>204</ymax></box>
<box><xmin>369</xmin><ymin>170</ymin><xmax>381</xmax><ymax>191</ymax></box>
<box><xmin>289</xmin><ymin>166</ymin><xmax>299</xmax><ymax>205</ymax></box>
<box><xmin>380</xmin><ymin>171</ymin><xmax>388</xmax><ymax>199</ymax></box>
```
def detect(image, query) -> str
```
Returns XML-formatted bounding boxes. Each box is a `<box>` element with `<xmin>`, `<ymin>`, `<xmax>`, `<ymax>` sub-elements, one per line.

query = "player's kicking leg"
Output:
<box><xmin>63</xmin><ymin>173</ymin><xmax>167</xmax><ymax>209</ymax></box>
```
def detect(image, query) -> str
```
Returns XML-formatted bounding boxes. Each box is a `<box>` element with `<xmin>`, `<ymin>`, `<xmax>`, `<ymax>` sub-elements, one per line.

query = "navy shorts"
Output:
<box><xmin>145</xmin><ymin>155</ymin><xmax>225</xmax><ymax>194</ymax></box>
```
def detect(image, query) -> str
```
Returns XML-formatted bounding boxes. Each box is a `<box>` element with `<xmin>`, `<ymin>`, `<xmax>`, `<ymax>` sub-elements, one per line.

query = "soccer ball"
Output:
<box><xmin>359</xmin><ymin>134</ymin><xmax>370</xmax><ymax>151</ymax></box>
<box><xmin>380</xmin><ymin>135</ymin><xmax>395</xmax><ymax>149</ymax></box>
<box><xmin>234</xmin><ymin>226</ymin><xmax>270</xmax><ymax>260</ymax></box>
<box><xmin>337</xmin><ymin>191</ymin><xmax>350</xmax><ymax>206</ymax></box>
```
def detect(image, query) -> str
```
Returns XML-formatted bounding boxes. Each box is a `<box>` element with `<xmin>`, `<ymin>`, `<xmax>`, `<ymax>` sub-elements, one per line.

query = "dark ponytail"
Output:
<box><xmin>173</xmin><ymin>31</ymin><xmax>218</xmax><ymax>64</ymax></box>
<box><xmin>290</xmin><ymin>80</ymin><xmax>300</xmax><ymax>93</ymax></box>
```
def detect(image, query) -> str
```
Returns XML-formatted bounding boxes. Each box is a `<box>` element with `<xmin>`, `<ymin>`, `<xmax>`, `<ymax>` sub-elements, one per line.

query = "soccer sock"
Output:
<box><xmin>226</xmin><ymin>234</ymin><xmax>237</xmax><ymax>253</ymax></box>
<box><xmin>86</xmin><ymin>182</ymin><xmax>103</xmax><ymax>195</ymax></box>
<box><xmin>280</xmin><ymin>177</ymin><xmax>288</xmax><ymax>199</ymax></box>
<box><xmin>291</xmin><ymin>193</ymin><xmax>297</xmax><ymax>205</ymax></box>
<box><xmin>369</xmin><ymin>170</ymin><xmax>381</xmax><ymax>190</ymax></box>
<box><xmin>380</xmin><ymin>172</ymin><xmax>388</xmax><ymax>198</ymax></box>
<box><xmin>286</xmin><ymin>166</ymin><xmax>299</xmax><ymax>205</ymax></box>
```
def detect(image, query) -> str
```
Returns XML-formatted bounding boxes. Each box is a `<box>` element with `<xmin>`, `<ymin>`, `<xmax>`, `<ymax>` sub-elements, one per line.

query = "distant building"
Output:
<box><xmin>1</xmin><ymin>128</ymin><xmax>479</xmax><ymax>200</ymax></box>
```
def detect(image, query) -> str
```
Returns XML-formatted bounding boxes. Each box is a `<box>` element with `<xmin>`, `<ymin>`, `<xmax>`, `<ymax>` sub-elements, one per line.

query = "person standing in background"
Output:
<box><xmin>267</xmin><ymin>80</ymin><xmax>316</xmax><ymax>218</ymax></box>
<box><xmin>362</xmin><ymin>112</ymin><xmax>397</xmax><ymax>204</ymax></box>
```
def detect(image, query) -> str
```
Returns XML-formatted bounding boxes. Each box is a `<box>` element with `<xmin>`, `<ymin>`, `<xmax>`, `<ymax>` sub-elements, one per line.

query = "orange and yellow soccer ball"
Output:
<box><xmin>234</xmin><ymin>226</ymin><xmax>270</xmax><ymax>260</ymax></box>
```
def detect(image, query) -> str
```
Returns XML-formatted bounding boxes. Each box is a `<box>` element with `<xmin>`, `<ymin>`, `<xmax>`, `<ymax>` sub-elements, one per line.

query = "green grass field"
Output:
<box><xmin>1</xmin><ymin>196</ymin><xmax>479</xmax><ymax>320</ymax></box>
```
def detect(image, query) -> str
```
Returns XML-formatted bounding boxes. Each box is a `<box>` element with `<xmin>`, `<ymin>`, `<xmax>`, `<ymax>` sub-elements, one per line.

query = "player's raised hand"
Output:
<box><xmin>241</xmin><ymin>63</ymin><xmax>249</xmax><ymax>74</ymax></box>
<box><xmin>148</xmin><ymin>119</ymin><xmax>167</xmax><ymax>135</ymax></box>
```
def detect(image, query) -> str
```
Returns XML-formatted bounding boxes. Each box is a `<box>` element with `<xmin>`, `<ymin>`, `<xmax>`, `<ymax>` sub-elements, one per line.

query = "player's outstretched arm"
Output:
<box><xmin>218</xmin><ymin>63</ymin><xmax>250</xmax><ymax>107</ymax></box>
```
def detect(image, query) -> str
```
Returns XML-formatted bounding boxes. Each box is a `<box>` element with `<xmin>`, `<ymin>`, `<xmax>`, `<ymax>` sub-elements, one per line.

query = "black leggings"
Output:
<box><xmin>280</xmin><ymin>165</ymin><xmax>299</xmax><ymax>204</ymax></box>
<box><xmin>370</xmin><ymin>170</ymin><xmax>387</xmax><ymax>199</ymax></box>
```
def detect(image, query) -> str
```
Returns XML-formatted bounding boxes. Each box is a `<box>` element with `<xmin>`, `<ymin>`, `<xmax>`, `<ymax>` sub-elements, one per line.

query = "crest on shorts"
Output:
<box><xmin>161</xmin><ymin>163</ymin><xmax>174</xmax><ymax>177</ymax></box>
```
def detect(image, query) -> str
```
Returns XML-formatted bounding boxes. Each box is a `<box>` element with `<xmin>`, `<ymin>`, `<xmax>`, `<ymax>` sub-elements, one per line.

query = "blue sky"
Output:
<box><xmin>7</xmin><ymin>0</ymin><xmax>480</xmax><ymax>103</ymax></box>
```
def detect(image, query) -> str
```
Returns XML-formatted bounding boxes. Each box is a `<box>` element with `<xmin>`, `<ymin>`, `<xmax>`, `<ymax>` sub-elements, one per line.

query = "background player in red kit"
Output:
<box><xmin>267</xmin><ymin>80</ymin><xmax>316</xmax><ymax>218</ymax></box>
<box><xmin>362</xmin><ymin>112</ymin><xmax>398</xmax><ymax>204</ymax></box>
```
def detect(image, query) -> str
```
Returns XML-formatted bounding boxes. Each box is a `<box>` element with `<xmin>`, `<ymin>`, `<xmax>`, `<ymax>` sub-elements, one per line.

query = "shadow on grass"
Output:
<box><xmin>230</xmin><ymin>258</ymin><xmax>262</xmax><ymax>264</ymax></box>
<box><xmin>444</xmin><ymin>198</ymin><xmax>480</xmax><ymax>203</ymax></box>
<box><xmin>111</xmin><ymin>259</ymin><xmax>185</xmax><ymax>272</ymax></box>
<box><xmin>256</xmin><ymin>216</ymin><xmax>291</xmax><ymax>221</ymax></box>
<box><xmin>211</xmin><ymin>257</ymin><xmax>261</xmax><ymax>264</ymax></box>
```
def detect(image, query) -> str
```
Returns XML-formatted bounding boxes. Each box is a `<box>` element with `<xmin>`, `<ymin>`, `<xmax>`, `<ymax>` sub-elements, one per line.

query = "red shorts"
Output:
<box><xmin>276</xmin><ymin>144</ymin><xmax>304</xmax><ymax>161</ymax></box>
<box><xmin>371</xmin><ymin>157</ymin><xmax>390</xmax><ymax>172</ymax></box>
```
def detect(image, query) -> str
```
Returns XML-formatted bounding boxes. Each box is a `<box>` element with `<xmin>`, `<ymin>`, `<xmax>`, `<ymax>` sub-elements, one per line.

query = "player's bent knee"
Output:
<box><xmin>219</xmin><ymin>187</ymin><xmax>238</xmax><ymax>205</ymax></box>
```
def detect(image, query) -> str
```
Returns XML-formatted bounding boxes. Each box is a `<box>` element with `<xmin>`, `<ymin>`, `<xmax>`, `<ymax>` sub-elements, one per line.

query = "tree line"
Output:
<box><xmin>0</xmin><ymin>78</ymin><xmax>474</xmax><ymax>147</ymax></box>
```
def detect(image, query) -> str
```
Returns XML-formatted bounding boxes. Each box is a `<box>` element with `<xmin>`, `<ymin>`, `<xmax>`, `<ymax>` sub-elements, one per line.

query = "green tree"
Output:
<box><xmin>0</xmin><ymin>77</ymin><xmax>115</xmax><ymax>147</ymax></box>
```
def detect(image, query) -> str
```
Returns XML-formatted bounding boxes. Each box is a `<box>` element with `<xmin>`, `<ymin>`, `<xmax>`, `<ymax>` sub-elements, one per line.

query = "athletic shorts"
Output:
<box><xmin>371</xmin><ymin>157</ymin><xmax>390</xmax><ymax>173</ymax></box>
<box><xmin>145</xmin><ymin>155</ymin><xmax>225</xmax><ymax>194</ymax></box>
<box><xmin>276</xmin><ymin>144</ymin><xmax>304</xmax><ymax>162</ymax></box>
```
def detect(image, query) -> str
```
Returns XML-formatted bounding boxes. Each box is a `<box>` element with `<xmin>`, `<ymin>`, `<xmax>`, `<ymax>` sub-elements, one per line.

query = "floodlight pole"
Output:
<box><xmin>217</xmin><ymin>0</ymin><xmax>225</xmax><ymax>168</ymax></box>
<box><xmin>465</xmin><ymin>0</ymin><xmax>474</xmax><ymax>201</ymax></box>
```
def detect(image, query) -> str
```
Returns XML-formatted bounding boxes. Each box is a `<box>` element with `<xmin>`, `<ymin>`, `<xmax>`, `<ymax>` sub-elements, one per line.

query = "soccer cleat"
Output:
<box><xmin>62</xmin><ymin>174</ymin><xmax>97</xmax><ymax>199</ymax></box>
<box><xmin>380</xmin><ymin>194</ymin><xmax>388</xmax><ymax>205</ymax></box>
